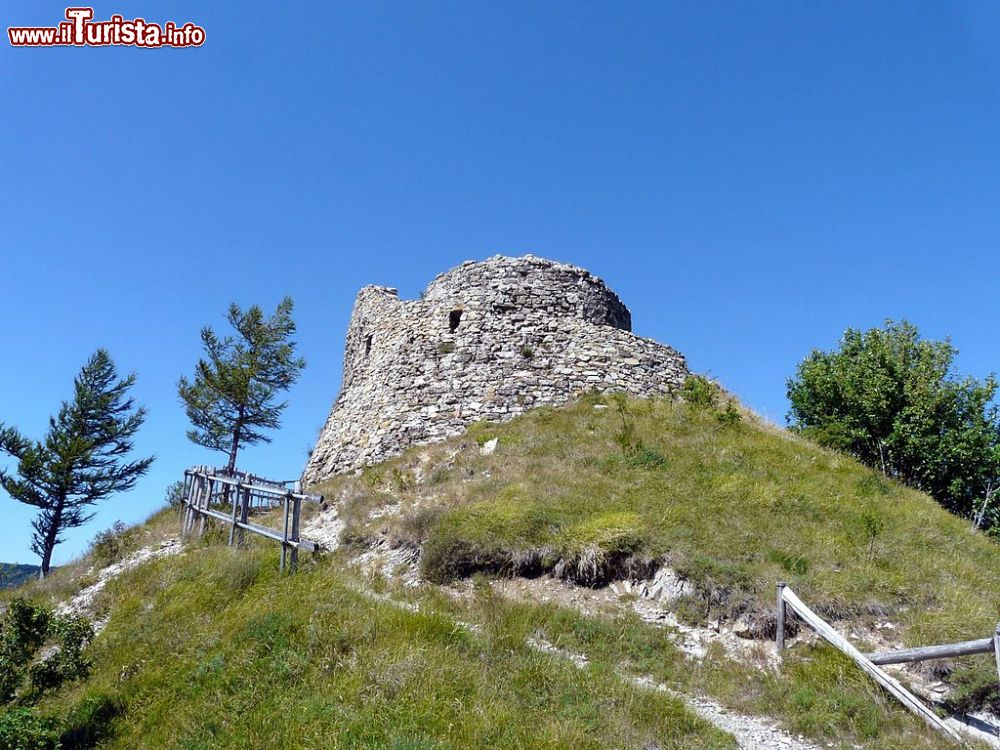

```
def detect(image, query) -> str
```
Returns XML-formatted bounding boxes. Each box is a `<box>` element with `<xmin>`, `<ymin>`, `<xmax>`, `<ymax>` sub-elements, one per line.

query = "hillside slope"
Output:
<box><xmin>0</xmin><ymin>563</ymin><xmax>40</xmax><ymax>589</ymax></box>
<box><xmin>308</xmin><ymin>390</ymin><xmax>1000</xmax><ymax>746</ymax></box>
<box><xmin>2</xmin><ymin>392</ymin><xmax>998</xmax><ymax>750</ymax></box>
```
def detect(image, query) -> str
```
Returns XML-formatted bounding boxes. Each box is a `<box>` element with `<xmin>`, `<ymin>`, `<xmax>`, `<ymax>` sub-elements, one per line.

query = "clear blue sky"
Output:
<box><xmin>2</xmin><ymin>1</ymin><xmax>1000</xmax><ymax>565</ymax></box>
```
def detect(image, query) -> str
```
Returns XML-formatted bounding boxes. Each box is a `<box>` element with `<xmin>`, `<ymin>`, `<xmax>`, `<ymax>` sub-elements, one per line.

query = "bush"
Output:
<box><xmin>611</xmin><ymin>394</ymin><xmax>667</xmax><ymax>470</ymax></box>
<box><xmin>716</xmin><ymin>402</ymin><xmax>743</xmax><ymax>426</ymax></box>
<box><xmin>27</xmin><ymin>615</ymin><xmax>93</xmax><ymax>696</ymax></box>
<box><xmin>0</xmin><ymin>708</ymin><xmax>60</xmax><ymax>750</ymax></box>
<box><xmin>0</xmin><ymin>599</ymin><xmax>93</xmax><ymax>707</ymax></box>
<box><xmin>0</xmin><ymin>600</ymin><xmax>50</xmax><ymax>704</ymax></box>
<box><xmin>680</xmin><ymin>374</ymin><xmax>721</xmax><ymax>408</ymax></box>
<box><xmin>89</xmin><ymin>522</ymin><xmax>136</xmax><ymax>568</ymax></box>
<box><xmin>627</xmin><ymin>446</ymin><xmax>667</xmax><ymax>469</ymax></box>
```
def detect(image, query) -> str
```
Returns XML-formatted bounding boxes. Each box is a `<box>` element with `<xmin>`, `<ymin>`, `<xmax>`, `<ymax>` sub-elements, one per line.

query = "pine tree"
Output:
<box><xmin>0</xmin><ymin>350</ymin><xmax>154</xmax><ymax>577</ymax></box>
<box><xmin>178</xmin><ymin>297</ymin><xmax>305</xmax><ymax>475</ymax></box>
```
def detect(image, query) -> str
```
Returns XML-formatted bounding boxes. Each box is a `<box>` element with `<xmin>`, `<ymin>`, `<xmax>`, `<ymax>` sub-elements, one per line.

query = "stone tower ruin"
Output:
<box><xmin>302</xmin><ymin>255</ymin><xmax>688</xmax><ymax>485</ymax></box>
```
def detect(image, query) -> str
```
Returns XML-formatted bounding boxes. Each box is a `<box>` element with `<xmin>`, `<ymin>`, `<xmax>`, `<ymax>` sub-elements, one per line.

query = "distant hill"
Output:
<box><xmin>0</xmin><ymin>562</ymin><xmax>40</xmax><ymax>589</ymax></box>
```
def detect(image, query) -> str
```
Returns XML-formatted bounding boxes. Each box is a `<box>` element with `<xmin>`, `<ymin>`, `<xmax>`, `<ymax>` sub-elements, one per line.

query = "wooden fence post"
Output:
<box><xmin>180</xmin><ymin>473</ymin><xmax>190</xmax><ymax>536</ymax></box>
<box><xmin>178</xmin><ymin>472</ymin><xmax>191</xmax><ymax>532</ymax></box>
<box><xmin>228</xmin><ymin>482</ymin><xmax>242</xmax><ymax>546</ymax></box>
<box><xmin>237</xmin><ymin>484</ymin><xmax>250</xmax><ymax>547</ymax></box>
<box><xmin>994</xmin><ymin>622</ymin><xmax>1000</xmax><ymax>686</ymax></box>
<box><xmin>781</xmin><ymin>586</ymin><xmax>963</xmax><ymax>744</ymax></box>
<box><xmin>289</xmin><ymin>495</ymin><xmax>301</xmax><ymax>572</ymax></box>
<box><xmin>184</xmin><ymin>473</ymin><xmax>201</xmax><ymax>537</ymax></box>
<box><xmin>197</xmin><ymin>475</ymin><xmax>208</xmax><ymax>537</ymax></box>
<box><xmin>776</xmin><ymin>582</ymin><xmax>787</xmax><ymax>653</ymax></box>
<box><xmin>279</xmin><ymin>492</ymin><xmax>290</xmax><ymax>574</ymax></box>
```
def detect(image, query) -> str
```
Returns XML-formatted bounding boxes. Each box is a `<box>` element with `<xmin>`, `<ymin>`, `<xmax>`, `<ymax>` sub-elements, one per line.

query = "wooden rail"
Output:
<box><xmin>179</xmin><ymin>466</ymin><xmax>323</xmax><ymax>573</ymax></box>
<box><xmin>866</xmin><ymin>636</ymin><xmax>996</xmax><ymax>666</ymax></box>
<box><xmin>774</xmin><ymin>583</ymin><xmax>999</xmax><ymax>745</ymax></box>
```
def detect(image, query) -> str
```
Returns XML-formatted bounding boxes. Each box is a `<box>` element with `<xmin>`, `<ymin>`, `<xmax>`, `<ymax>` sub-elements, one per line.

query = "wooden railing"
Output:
<box><xmin>179</xmin><ymin>466</ymin><xmax>323</xmax><ymax>573</ymax></box>
<box><xmin>776</xmin><ymin>583</ymin><xmax>1000</xmax><ymax>745</ymax></box>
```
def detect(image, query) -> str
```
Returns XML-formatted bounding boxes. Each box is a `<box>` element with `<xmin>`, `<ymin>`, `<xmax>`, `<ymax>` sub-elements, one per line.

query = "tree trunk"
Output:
<box><xmin>38</xmin><ymin>506</ymin><xmax>62</xmax><ymax>579</ymax></box>
<box><xmin>222</xmin><ymin>414</ymin><xmax>243</xmax><ymax>507</ymax></box>
<box><xmin>226</xmin><ymin>440</ymin><xmax>239</xmax><ymax>475</ymax></box>
<box><xmin>227</xmin><ymin>410</ymin><xmax>244</xmax><ymax>476</ymax></box>
<box><xmin>39</xmin><ymin>546</ymin><xmax>52</xmax><ymax>579</ymax></box>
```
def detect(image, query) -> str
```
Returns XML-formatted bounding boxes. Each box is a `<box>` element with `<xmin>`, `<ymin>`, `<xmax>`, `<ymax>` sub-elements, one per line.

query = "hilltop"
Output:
<box><xmin>4</xmin><ymin>388</ymin><xmax>999</xmax><ymax>749</ymax></box>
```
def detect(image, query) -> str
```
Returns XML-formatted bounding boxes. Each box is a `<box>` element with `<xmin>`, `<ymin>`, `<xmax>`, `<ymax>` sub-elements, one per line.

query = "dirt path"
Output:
<box><xmin>527</xmin><ymin>635</ymin><xmax>823</xmax><ymax>750</ymax></box>
<box><xmin>56</xmin><ymin>538</ymin><xmax>182</xmax><ymax>633</ymax></box>
<box><xmin>341</xmin><ymin>574</ymin><xmax>823</xmax><ymax>750</ymax></box>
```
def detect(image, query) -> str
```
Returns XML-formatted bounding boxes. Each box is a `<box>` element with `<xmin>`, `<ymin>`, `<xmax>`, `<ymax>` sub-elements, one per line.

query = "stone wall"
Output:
<box><xmin>302</xmin><ymin>255</ymin><xmax>688</xmax><ymax>484</ymax></box>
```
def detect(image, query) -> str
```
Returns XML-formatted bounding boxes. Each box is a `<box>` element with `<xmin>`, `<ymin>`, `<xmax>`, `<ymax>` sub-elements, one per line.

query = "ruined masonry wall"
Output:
<box><xmin>302</xmin><ymin>255</ymin><xmax>688</xmax><ymax>484</ymax></box>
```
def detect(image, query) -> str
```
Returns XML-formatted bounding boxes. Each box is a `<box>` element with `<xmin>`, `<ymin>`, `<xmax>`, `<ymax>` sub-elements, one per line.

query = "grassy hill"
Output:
<box><xmin>318</xmin><ymin>391</ymin><xmax>999</xmax><ymax>643</ymax></box>
<box><xmin>0</xmin><ymin>563</ymin><xmax>40</xmax><ymax>589</ymax></box>
<box><xmin>3</xmin><ymin>391</ymin><xmax>999</xmax><ymax>749</ymax></box>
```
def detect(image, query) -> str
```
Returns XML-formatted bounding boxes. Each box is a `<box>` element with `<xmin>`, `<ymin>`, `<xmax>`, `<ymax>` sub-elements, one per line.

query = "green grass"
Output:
<box><xmin>4</xmin><ymin>392</ymin><xmax>998</xmax><ymax>749</ymax></box>
<box><xmin>0</xmin><ymin>507</ymin><xmax>182</xmax><ymax>610</ymax></box>
<box><xmin>408</xmin><ymin>582</ymin><xmax>961</xmax><ymax>750</ymax></box>
<box><xmin>312</xmin><ymin>392</ymin><xmax>1000</xmax><ymax>715</ymax></box>
<box><xmin>0</xmin><ymin>500</ymin><xmax>979</xmax><ymax>750</ymax></box>
<box><xmin>25</xmin><ymin>545</ymin><xmax>733</xmax><ymax>750</ymax></box>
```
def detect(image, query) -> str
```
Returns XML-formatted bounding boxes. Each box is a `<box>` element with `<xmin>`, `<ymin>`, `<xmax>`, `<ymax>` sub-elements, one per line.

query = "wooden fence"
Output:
<box><xmin>776</xmin><ymin>582</ymin><xmax>1000</xmax><ymax>745</ymax></box>
<box><xmin>179</xmin><ymin>466</ymin><xmax>323</xmax><ymax>572</ymax></box>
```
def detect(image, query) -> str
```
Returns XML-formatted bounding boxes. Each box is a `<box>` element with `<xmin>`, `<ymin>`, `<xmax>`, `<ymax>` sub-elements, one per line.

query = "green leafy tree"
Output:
<box><xmin>787</xmin><ymin>320</ymin><xmax>1000</xmax><ymax>523</ymax></box>
<box><xmin>178</xmin><ymin>297</ymin><xmax>305</xmax><ymax>475</ymax></box>
<box><xmin>0</xmin><ymin>351</ymin><xmax>154</xmax><ymax>577</ymax></box>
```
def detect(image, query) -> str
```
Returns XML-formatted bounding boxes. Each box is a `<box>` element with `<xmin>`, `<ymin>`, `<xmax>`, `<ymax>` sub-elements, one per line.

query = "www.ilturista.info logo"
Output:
<box><xmin>8</xmin><ymin>7</ymin><xmax>205</xmax><ymax>48</ymax></box>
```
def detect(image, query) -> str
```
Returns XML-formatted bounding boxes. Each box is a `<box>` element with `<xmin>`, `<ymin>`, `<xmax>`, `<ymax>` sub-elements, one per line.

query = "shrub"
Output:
<box><xmin>0</xmin><ymin>600</ymin><xmax>93</xmax><ymax>707</ymax></box>
<box><xmin>627</xmin><ymin>446</ymin><xmax>667</xmax><ymax>469</ymax></box>
<box><xmin>611</xmin><ymin>394</ymin><xmax>667</xmax><ymax>469</ymax></box>
<box><xmin>27</xmin><ymin>614</ymin><xmax>93</xmax><ymax>697</ymax></box>
<box><xmin>611</xmin><ymin>393</ymin><xmax>640</xmax><ymax>456</ymax></box>
<box><xmin>860</xmin><ymin>509</ymin><xmax>886</xmax><ymax>563</ymax></box>
<box><xmin>0</xmin><ymin>708</ymin><xmax>60</xmax><ymax>750</ymax></box>
<box><xmin>89</xmin><ymin>521</ymin><xmax>136</xmax><ymax>568</ymax></box>
<box><xmin>437</xmin><ymin>342</ymin><xmax>456</xmax><ymax>354</ymax></box>
<box><xmin>0</xmin><ymin>600</ymin><xmax>51</xmax><ymax>704</ymax></box>
<box><xmin>716</xmin><ymin>402</ymin><xmax>742</xmax><ymax>426</ymax></box>
<box><xmin>519</xmin><ymin>345</ymin><xmax>534</xmax><ymax>359</ymax></box>
<box><xmin>680</xmin><ymin>374</ymin><xmax>721</xmax><ymax>408</ymax></box>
